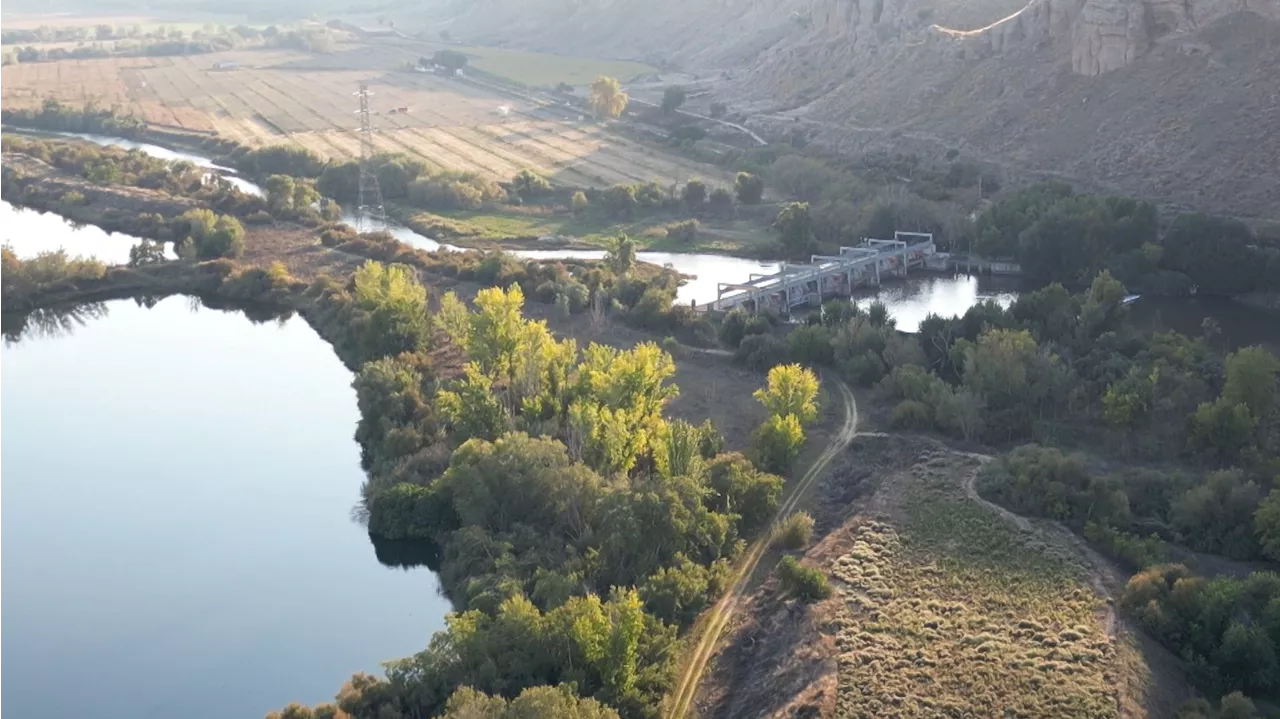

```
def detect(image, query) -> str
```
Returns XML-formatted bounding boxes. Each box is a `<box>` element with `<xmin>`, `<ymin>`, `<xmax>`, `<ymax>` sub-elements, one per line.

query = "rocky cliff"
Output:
<box><xmin>414</xmin><ymin>0</ymin><xmax>1280</xmax><ymax>219</ymax></box>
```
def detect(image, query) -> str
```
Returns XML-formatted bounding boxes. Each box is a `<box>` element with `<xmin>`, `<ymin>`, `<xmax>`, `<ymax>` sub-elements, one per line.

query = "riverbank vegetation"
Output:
<box><xmin>275</xmin><ymin>262</ymin><xmax>797</xmax><ymax>718</ymax></box>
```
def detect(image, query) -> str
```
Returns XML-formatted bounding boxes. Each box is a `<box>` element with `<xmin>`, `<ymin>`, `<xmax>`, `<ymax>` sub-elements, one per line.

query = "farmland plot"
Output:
<box><xmin>1</xmin><ymin>46</ymin><xmax>732</xmax><ymax>189</ymax></box>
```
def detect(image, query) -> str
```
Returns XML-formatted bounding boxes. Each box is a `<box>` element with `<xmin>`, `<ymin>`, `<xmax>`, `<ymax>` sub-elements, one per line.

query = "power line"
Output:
<box><xmin>354</xmin><ymin>82</ymin><xmax>385</xmax><ymax>231</ymax></box>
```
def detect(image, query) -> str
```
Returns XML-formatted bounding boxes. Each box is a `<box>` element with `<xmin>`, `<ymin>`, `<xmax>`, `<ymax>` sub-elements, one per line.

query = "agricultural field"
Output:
<box><xmin>0</xmin><ymin>39</ymin><xmax>726</xmax><ymax>189</ymax></box>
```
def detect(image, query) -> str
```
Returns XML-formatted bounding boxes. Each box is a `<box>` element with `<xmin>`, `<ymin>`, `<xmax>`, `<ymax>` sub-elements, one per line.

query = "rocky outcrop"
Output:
<box><xmin>401</xmin><ymin>0</ymin><xmax>1280</xmax><ymax>219</ymax></box>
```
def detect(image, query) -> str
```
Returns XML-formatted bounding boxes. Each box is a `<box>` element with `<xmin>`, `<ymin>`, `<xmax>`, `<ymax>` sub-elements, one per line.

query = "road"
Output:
<box><xmin>665</xmin><ymin>379</ymin><xmax>860</xmax><ymax>719</ymax></box>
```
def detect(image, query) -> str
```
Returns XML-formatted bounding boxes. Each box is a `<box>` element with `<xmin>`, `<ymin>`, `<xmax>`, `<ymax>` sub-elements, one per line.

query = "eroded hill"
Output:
<box><xmin>393</xmin><ymin>0</ymin><xmax>1280</xmax><ymax>220</ymax></box>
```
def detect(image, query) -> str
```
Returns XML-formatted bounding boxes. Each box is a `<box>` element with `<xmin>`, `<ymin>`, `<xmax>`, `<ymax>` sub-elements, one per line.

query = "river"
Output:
<box><xmin>0</xmin><ymin>297</ymin><xmax>450</xmax><ymax>719</ymax></box>
<box><xmin>2</xmin><ymin>130</ymin><xmax>1279</xmax><ymax>716</ymax></box>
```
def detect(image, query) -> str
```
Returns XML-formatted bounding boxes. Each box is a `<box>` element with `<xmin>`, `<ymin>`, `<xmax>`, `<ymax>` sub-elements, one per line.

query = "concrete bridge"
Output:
<box><xmin>702</xmin><ymin>232</ymin><xmax>936</xmax><ymax>313</ymax></box>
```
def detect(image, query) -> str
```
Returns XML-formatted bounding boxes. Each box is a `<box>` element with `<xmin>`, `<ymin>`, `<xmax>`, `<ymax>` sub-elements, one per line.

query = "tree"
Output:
<box><xmin>661</xmin><ymin>86</ymin><xmax>686</xmax><ymax>114</ymax></box>
<box><xmin>1163</xmin><ymin>213</ymin><xmax>1265</xmax><ymax>295</ymax></box>
<box><xmin>376</xmin><ymin>160</ymin><xmax>415</xmax><ymax>199</ymax></box>
<box><xmin>1186</xmin><ymin>400</ymin><xmax>1257</xmax><ymax>463</ymax></box>
<box><xmin>200</xmin><ymin>215</ymin><xmax>245</xmax><ymax>259</ymax></box>
<box><xmin>708</xmin><ymin>187</ymin><xmax>734</xmax><ymax>217</ymax></box>
<box><xmin>127</xmin><ymin>239</ymin><xmax>166</xmax><ymax>267</ymax></box>
<box><xmin>1256</xmin><ymin>490</ymin><xmax>1280</xmax><ymax>563</ymax></box>
<box><xmin>468</xmin><ymin>283</ymin><xmax>528</xmax><ymax>379</ymax></box>
<box><xmin>682</xmin><ymin>179</ymin><xmax>707</xmax><ymax>208</ymax></box>
<box><xmin>600</xmin><ymin>184</ymin><xmax>637</xmax><ymax>218</ymax></box>
<box><xmin>570</xmin><ymin>190</ymin><xmax>589</xmax><ymax>214</ymax></box>
<box><xmin>1222</xmin><ymin>346</ymin><xmax>1280</xmax><ymax>421</ymax></box>
<box><xmin>433</xmin><ymin>49</ymin><xmax>468</xmax><ymax>70</ymax></box>
<box><xmin>264</xmin><ymin>173</ymin><xmax>296</xmax><ymax>213</ymax></box>
<box><xmin>589</xmin><ymin>76</ymin><xmax>628</xmax><ymax>119</ymax></box>
<box><xmin>769</xmin><ymin>155</ymin><xmax>836</xmax><ymax>202</ymax></box>
<box><xmin>513</xmin><ymin>169</ymin><xmax>553</xmax><ymax>201</ymax></box>
<box><xmin>754</xmin><ymin>364</ymin><xmax>819</xmax><ymax>425</ymax></box>
<box><xmin>437</xmin><ymin>363</ymin><xmax>509</xmax><ymax>442</ymax></box>
<box><xmin>773</xmin><ymin>202</ymin><xmax>814</xmax><ymax>256</ymax></box>
<box><xmin>752</xmin><ymin>413</ymin><xmax>805</xmax><ymax>473</ymax></box>
<box><xmin>734</xmin><ymin>171</ymin><xmax>764</xmax><ymax>204</ymax></box>
<box><xmin>441</xmin><ymin>684</ymin><xmax>621</xmax><ymax>719</ymax></box>
<box><xmin>605</xmin><ymin>234</ymin><xmax>635</xmax><ymax>276</ymax></box>
<box><xmin>352</xmin><ymin>260</ymin><xmax>432</xmax><ymax>359</ymax></box>
<box><xmin>705</xmin><ymin>452</ymin><xmax>783</xmax><ymax>533</ymax></box>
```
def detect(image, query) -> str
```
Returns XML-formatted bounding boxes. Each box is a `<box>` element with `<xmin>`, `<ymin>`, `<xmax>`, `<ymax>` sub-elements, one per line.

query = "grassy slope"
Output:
<box><xmin>829</xmin><ymin>451</ymin><xmax>1120</xmax><ymax>718</ymax></box>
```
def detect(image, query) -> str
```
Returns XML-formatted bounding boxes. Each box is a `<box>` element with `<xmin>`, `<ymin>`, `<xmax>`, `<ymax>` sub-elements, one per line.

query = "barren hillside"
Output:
<box><xmin>390</xmin><ymin>0</ymin><xmax>1279</xmax><ymax>220</ymax></box>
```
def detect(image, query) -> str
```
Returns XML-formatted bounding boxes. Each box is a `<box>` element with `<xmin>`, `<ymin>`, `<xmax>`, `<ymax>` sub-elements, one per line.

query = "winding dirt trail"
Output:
<box><xmin>665</xmin><ymin>379</ymin><xmax>860</xmax><ymax>719</ymax></box>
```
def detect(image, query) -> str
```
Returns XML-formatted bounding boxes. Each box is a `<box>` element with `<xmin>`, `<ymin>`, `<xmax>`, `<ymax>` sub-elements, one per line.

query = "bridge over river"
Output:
<box><xmin>701</xmin><ymin>232</ymin><xmax>937</xmax><ymax>313</ymax></box>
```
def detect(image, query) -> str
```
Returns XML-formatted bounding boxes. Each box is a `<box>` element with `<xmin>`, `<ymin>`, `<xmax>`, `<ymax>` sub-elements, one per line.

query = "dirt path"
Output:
<box><xmin>959</xmin><ymin>452</ymin><xmax>1121</xmax><ymax>637</ymax></box>
<box><xmin>665</xmin><ymin>379</ymin><xmax>859</xmax><ymax>719</ymax></box>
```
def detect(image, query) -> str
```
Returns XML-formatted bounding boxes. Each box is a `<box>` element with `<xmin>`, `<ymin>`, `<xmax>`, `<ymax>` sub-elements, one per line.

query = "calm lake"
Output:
<box><xmin>0</xmin><ymin>297</ymin><xmax>449</xmax><ymax>719</ymax></box>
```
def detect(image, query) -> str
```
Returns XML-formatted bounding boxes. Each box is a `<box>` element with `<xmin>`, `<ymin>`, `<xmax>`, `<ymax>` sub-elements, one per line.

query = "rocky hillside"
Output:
<box><xmin>409</xmin><ymin>0</ymin><xmax>1280</xmax><ymax>219</ymax></box>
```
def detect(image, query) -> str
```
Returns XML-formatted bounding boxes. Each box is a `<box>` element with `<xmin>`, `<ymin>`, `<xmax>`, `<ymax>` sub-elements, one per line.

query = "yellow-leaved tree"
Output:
<box><xmin>589</xmin><ymin>75</ymin><xmax>628</xmax><ymax>119</ymax></box>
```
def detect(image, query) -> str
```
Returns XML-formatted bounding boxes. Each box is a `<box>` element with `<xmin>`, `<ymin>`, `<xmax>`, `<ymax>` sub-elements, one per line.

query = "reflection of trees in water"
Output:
<box><xmin>2</xmin><ymin>302</ymin><xmax>109</xmax><ymax>345</ymax></box>
<box><xmin>192</xmin><ymin>295</ymin><xmax>295</xmax><ymax>325</ymax></box>
<box><xmin>2</xmin><ymin>294</ymin><xmax>295</xmax><ymax>346</ymax></box>
<box><xmin>370</xmin><ymin>534</ymin><xmax>443</xmax><ymax>573</ymax></box>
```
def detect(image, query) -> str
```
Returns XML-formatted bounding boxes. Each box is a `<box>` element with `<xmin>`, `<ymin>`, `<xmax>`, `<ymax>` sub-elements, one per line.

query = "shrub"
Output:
<box><xmin>752</xmin><ymin>412</ymin><xmax>805</xmax><ymax>473</ymax></box>
<box><xmin>889</xmin><ymin>399</ymin><xmax>933</xmax><ymax>430</ymax></box>
<box><xmin>734</xmin><ymin>172</ymin><xmax>764</xmax><ymax>204</ymax></box>
<box><xmin>736</xmin><ymin>334</ymin><xmax>789</xmax><ymax>372</ymax></box>
<box><xmin>776</xmin><ymin>555</ymin><xmax>831</xmax><ymax>601</ymax></box>
<box><xmin>773</xmin><ymin>512</ymin><xmax>815</xmax><ymax>549</ymax></box>
<box><xmin>1083</xmin><ymin>521</ymin><xmax>1167</xmax><ymax>571</ymax></box>
<box><xmin>709</xmin><ymin>187</ymin><xmax>734</xmax><ymax>217</ymax></box>
<box><xmin>787</xmin><ymin>324</ymin><xmax>834</xmax><ymax>366</ymax></box>
<box><xmin>127</xmin><ymin>240</ymin><xmax>167</xmax><ymax>268</ymax></box>
<box><xmin>666</xmin><ymin>219</ymin><xmax>698</xmax><ymax>243</ymax></box>
<box><xmin>719</xmin><ymin>308</ymin><xmax>750</xmax><ymax>348</ymax></box>
<box><xmin>682</xmin><ymin>179</ymin><xmax>708</xmax><ymax>207</ymax></box>
<box><xmin>61</xmin><ymin>190</ymin><xmax>86</xmax><ymax>206</ymax></box>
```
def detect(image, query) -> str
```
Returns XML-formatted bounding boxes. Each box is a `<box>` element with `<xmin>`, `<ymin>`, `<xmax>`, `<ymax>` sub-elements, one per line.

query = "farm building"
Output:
<box><xmin>212</xmin><ymin>61</ymin><xmax>239</xmax><ymax>70</ymax></box>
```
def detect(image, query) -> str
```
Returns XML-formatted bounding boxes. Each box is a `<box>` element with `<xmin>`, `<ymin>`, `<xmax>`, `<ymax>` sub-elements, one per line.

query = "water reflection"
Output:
<box><xmin>1</xmin><ymin>201</ymin><xmax>172</xmax><ymax>265</ymax></box>
<box><xmin>851</xmin><ymin>275</ymin><xmax>1021</xmax><ymax>332</ymax></box>
<box><xmin>2</xmin><ymin>302</ymin><xmax>109</xmax><ymax>344</ymax></box>
<box><xmin>371</xmin><ymin>536</ymin><xmax>443</xmax><ymax>572</ymax></box>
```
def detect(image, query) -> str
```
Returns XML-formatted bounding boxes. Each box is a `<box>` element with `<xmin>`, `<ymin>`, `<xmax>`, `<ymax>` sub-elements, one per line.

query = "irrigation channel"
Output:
<box><xmin>2</xmin><ymin>133</ymin><xmax>1278</xmax><ymax>719</ymax></box>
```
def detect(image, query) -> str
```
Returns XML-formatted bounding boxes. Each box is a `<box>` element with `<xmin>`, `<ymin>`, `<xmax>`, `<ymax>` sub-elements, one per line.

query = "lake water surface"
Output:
<box><xmin>1</xmin><ymin>298</ymin><xmax>449</xmax><ymax>719</ymax></box>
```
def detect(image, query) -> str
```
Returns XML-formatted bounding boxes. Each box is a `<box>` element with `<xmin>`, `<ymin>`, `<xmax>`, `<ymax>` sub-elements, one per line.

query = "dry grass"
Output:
<box><xmin>0</xmin><ymin>43</ymin><xmax>729</xmax><ymax>188</ymax></box>
<box><xmin>827</xmin><ymin>449</ymin><xmax>1119</xmax><ymax>718</ymax></box>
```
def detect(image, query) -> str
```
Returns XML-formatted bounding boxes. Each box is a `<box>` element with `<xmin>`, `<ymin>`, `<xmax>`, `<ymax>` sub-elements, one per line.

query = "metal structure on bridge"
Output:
<box><xmin>703</xmin><ymin>231</ymin><xmax>936</xmax><ymax>313</ymax></box>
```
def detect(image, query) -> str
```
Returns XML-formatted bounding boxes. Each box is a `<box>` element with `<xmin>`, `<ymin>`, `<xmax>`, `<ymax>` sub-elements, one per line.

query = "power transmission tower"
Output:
<box><xmin>354</xmin><ymin>82</ymin><xmax>385</xmax><ymax>231</ymax></box>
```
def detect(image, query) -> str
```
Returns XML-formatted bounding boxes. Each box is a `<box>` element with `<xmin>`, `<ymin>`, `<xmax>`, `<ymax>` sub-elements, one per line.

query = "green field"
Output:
<box><xmin>427</xmin><ymin>41</ymin><xmax>657</xmax><ymax>87</ymax></box>
<box><xmin>397</xmin><ymin>205</ymin><xmax>776</xmax><ymax>253</ymax></box>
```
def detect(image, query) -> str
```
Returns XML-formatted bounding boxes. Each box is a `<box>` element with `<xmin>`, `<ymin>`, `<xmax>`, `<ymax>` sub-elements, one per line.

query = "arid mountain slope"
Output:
<box><xmin>415</xmin><ymin>0</ymin><xmax>1280</xmax><ymax>219</ymax></box>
